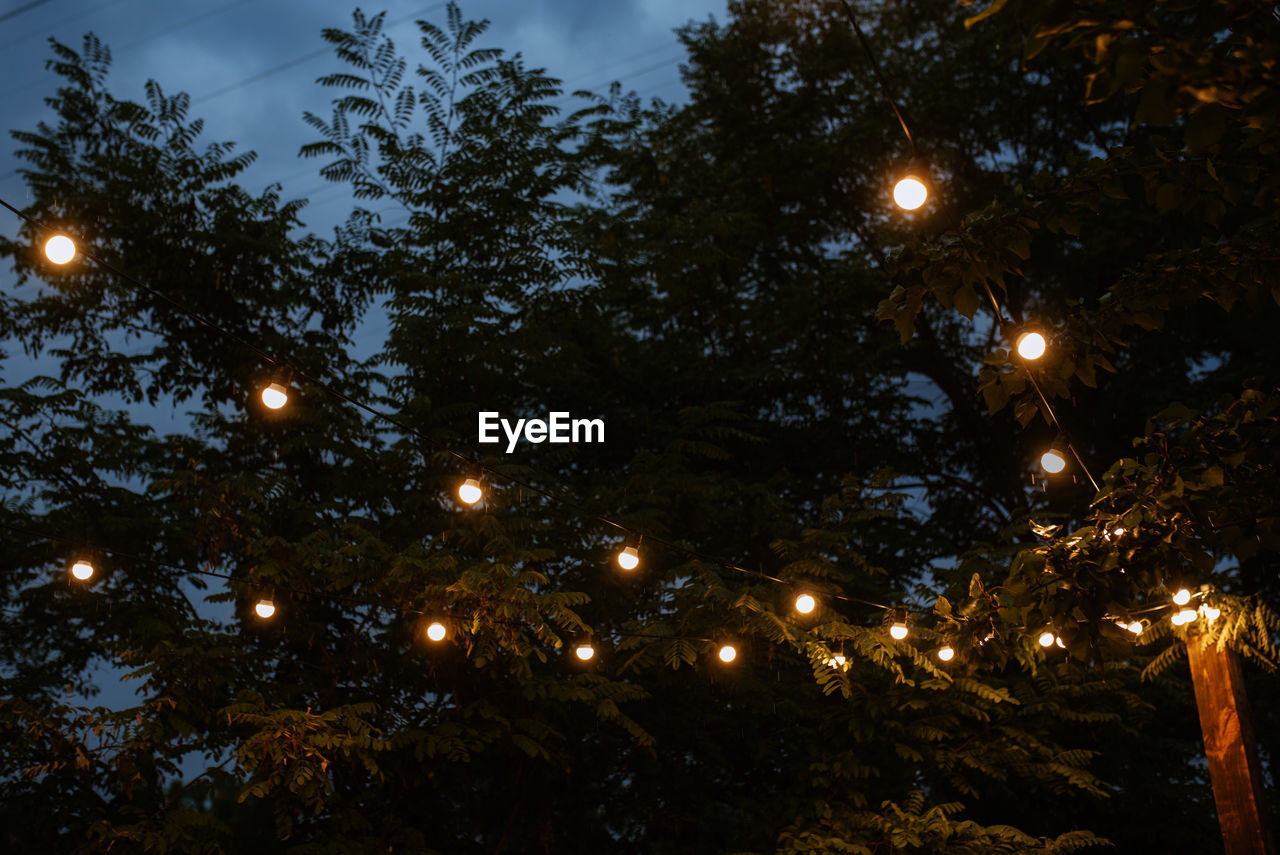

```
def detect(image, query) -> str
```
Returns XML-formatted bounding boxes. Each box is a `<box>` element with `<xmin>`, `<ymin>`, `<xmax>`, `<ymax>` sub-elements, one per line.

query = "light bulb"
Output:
<box><xmin>1172</xmin><ymin>588</ymin><xmax>1191</xmax><ymax>606</ymax></box>
<box><xmin>1113</xmin><ymin>527</ymin><xmax>1126</xmax><ymax>537</ymax></box>
<box><xmin>574</xmin><ymin>642</ymin><xmax>595</xmax><ymax>662</ymax></box>
<box><xmin>1055</xmin><ymin>636</ymin><xmax>1065</xmax><ymax>649</ymax></box>
<box><xmin>70</xmin><ymin>560</ymin><xmax>95</xmax><ymax>581</ymax></box>
<box><xmin>718</xmin><ymin>644</ymin><xmax>737</xmax><ymax>663</ymax></box>
<box><xmin>889</xmin><ymin>622</ymin><xmax>909</xmax><ymax>641</ymax></box>
<box><xmin>1200</xmin><ymin>604</ymin><xmax>1220</xmax><ymax>622</ymax></box>
<box><xmin>937</xmin><ymin>646</ymin><xmax>955</xmax><ymax>662</ymax></box>
<box><xmin>458</xmin><ymin>477</ymin><xmax>483</xmax><ymax>505</ymax></box>
<box><xmin>1127</xmin><ymin>621</ymin><xmax>1144</xmax><ymax>635</ymax></box>
<box><xmin>794</xmin><ymin>593</ymin><xmax>816</xmax><ymax>615</ymax></box>
<box><xmin>1016</xmin><ymin>331</ymin><xmax>1047</xmax><ymax>361</ymax></box>
<box><xmin>893</xmin><ymin>176</ymin><xmax>928</xmax><ymax>210</ymax></box>
<box><xmin>617</xmin><ymin>545</ymin><xmax>639</xmax><ymax>571</ymax></box>
<box><xmin>827</xmin><ymin>653</ymin><xmax>847</xmax><ymax>669</ymax></box>
<box><xmin>1038</xmin><ymin>631</ymin><xmax>1055</xmax><ymax>647</ymax></box>
<box><xmin>426</xmin><ymin>621</ymin><xmax>447</xmax><ymax>642</ymax></box>
<box><xmin>261</xmin><ymin>382</ymin><xmax>288</xmax><ymax>410</ymax></box>
<box><xmin>1172</xmin><ymin>608</ymin><xmax>1197</xmax><ymax>626</ymax></box>
<box><xmin>254</xmin><ymin>599</ymin><xmax>276</xmax><ymax>619</ymax></box>
<box><xmin>1040</xmin><ymin>448</ymin><xmax>1067</xmax><ymax>475</ymax></box>
<box><xmin>44</xmin><ymin>235</ymin><xmax>76</xmax><ymax>264</ymax></box>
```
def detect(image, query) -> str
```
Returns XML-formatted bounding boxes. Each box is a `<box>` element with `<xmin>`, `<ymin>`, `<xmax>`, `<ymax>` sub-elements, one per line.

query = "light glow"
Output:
<box><xmin>254</xmin><ymin>599</ymin><xmax>276</xmax><ymax>619</ymax></box>
<box><xmin>426</xmin><ymin>621</ymin><xmax>447</xmax><ymax>642</ymax></box>
<box><xmin>261</xmin><ymin>382</ymin><xmax>288</xmax><ymax>410</ymax></box>
<box><xmin>794</xmin><ymin>593</ymin><xmax>816</xmax><ymax>615</ymax></box>
<box><xmin>1038</xmin><ymin>631</ymin><xmax>1055</xmax><ymax>647</ymax></box>
<box><xmin>574</xmin><ymin>643</ymin><xmax>595</xmax><ymax>661</ymax></box>
<box><xmin>1040</xmin><ymin>448</ymin><xmax>1067</xmax><ymax>474</ymax></box>
<box><xmin>44</xmin><ymin>235</ymin><xmax>76</xmax><ymax>264</ymax></box>
<box><xmin>1200</xmin><ymin>604</ymin><xmax>1220</xmax><ymax>622</ymax></box>
<box><xmin>458</xmin><ymin>477</ymin><xmax>483</xmax><ymax>505</ymax></box>
<box><xmin>827</xmin><ymin>653</ymin><xmax>847</xmax><ymax>669</ymax></box>
<box><xmin>893</xmin><ymin>176</ymin><xmax>928</xmax><ymax>210</ymax></box>
<box><xmin>718</xmin><ymin>644</ymin><xmax>737</xmax><ymax>663</ymax></box>
<box><xmin>1127</xmin><ymin>621</ymin><xmax>1144</xmax><ymax>635</ymax></box>
<box><xmin>1172</xmin><ymin>608</ymin><xmax>1197</xmax><ymax>626</ymax></box>
<box><xmin>1016</xmin><ymin>331</ymin><xmax>1047</xmax><ymax>361</ymax></box>
<box><xmin>617</xmin><ymin>545</ymin><xmax>639</xmax><ymax>571</ymax></box>
<box><xmin>70</xmin><ymin>560</ymin><xmax>94</xmax><ymax>581</ymax></box>
<box><xmin>889</xmin><ymin>622</ymin><xmax>909</xmax><ymax>641</ymax></box>
<box><xmin>1172</xmin><ymin>588</ymin><xmax>1191</xmax><ymax>606</ymax></box>
<box><xmin>937</xmin><ymin>646</ymin><xmax>955</xmax><ymax>662</ymax></box>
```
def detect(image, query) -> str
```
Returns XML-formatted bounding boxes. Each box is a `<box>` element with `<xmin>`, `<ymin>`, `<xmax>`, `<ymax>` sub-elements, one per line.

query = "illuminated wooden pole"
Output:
<box><xmin>1184</xmin><ymin>636</ymin><xmax>1277</xmax><ymax>855</ymax></box>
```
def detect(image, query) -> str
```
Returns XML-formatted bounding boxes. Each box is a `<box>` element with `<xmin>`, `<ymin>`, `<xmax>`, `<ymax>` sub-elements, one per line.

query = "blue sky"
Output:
<box><xmin>0</xmin><ymin>0</ymin><xmax>728</xmax><ymax>235</ymax></box>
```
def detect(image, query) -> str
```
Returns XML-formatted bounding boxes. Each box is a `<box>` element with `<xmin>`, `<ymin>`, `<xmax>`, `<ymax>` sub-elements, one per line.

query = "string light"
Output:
<box><xmin>260</xmin><ymin>382</ymin><xmax>289</xmax><ymax>410</ymax></box>
<box><xmin>827</xmin><ymin>652</ymin><xmax>847</xmax><ymax>669</ymax></box>
<box><xmin>574</xmin><ymin>641</ymin><xmax>596</xmax><ymax>661</ymax></box>
<box><xmin>1172</xmin><ymin>588</ymin><xmax>1192</xmax><ymax>606</ymax></box>
<box><xmin>1016</xmin><ymin>330</ymin><xmax>1047</xmax><ymax>361</ymax></box>
<box><xmin>44</xmin><ymin>234</ymin><xmax>76</xmax><ymax>264</ymax></box>
<box><xmin>937</xmin><ymin>646</ymin><xmax>955</xmax><ymax>662</ymax></box>
<box><xmin>1200</xmin><ymin>604</ymin><xmax>1220</xmax><ymax>622</ymax></box>
<box><xmin>457</xmin><ymin>475</ymin><xmax>483</xmax><ymax>506</ymax></box>
<box><xmin>1055</xmin><ymin>636</ymin><xmax>1065</xmax><ymax>649</ymax></box>
<box><xmin>718</xmin><ymin>643</ymin><xmax>738</xmax><ymax>663</ymax></box>
<box><xmin>1040</xmin><ymin>443</ymin><xmax>1068</xmax><ymax>475</ymax></box>
<box><xmin>70</xmin><ymin>559</ymin><xmax>94</xmax><ymax>581</ymax></box>
<box><xmin>889</xmin><ymin>610</ymin><xmax>909</xmax><ymax>640</ymax></box>
<box><xmin>794</xmin><ymin>593</ymin><xmax>816</xmax><ymax>615</ymax></box>
<box><xmin>1038</xmin><ymin>631</ymin><xmax>1056</xmax><ymax>647</ymax></box>
<box><xmin>426</xmin><ymin>621</ymin><xmax>447</xmax><ymax>642</ymax></box>
<box><xmin>1172</xmin><ymin>608</ymin><xmax>1198</xmax><ymax>626</ymax></box>
<box><xmin>617</xmin><ymin>537</ymin><xmax>640</xmax><ymax>571</ymax></box>
<box><xmin>892</xmin><ymin>173</ymin><xmax>928</xmax><ymax>210</ymax></box>
<box><xmin>254</xmin><ymin>598</ymin><xmax>276</xmax><ymax>619</ymax></box>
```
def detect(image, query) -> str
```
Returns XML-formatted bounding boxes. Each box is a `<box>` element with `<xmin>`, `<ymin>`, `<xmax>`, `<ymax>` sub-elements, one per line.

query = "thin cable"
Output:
<box><xmin>836</xmin><ymin>0</ymin><xmax>917</xmax><ymax>157</ymax></box>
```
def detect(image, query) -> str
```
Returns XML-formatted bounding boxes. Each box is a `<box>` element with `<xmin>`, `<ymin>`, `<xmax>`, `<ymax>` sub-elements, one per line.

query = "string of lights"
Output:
<box><xmin>0</xmin><ymin>0</ymin><xmax>1227</xmax><ymax>674</ymax></box>
<box><xmin>0</xmin><ymin>190</ymin><xmax>1217</xmax><ymax>666</ymax></box>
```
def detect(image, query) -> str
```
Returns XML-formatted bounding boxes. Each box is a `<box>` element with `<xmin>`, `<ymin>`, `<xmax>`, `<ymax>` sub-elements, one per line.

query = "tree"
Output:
<box><xmin>0</xmin><ymin>1</ymin><xmax>1275</xmax><ymax>853</ymax></box>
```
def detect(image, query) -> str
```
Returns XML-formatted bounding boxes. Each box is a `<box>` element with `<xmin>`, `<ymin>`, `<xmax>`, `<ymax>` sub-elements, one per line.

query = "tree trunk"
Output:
<box><xmin>1184</xmin><ymin>636</ymin><xmax>1276</xmax><ymax>855</ymax></box>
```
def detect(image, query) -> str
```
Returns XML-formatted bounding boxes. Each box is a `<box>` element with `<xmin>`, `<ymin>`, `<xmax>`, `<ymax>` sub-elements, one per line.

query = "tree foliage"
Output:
<box><xmin>0</xmin><ymin>0</ymin><xmax>1276</xmax><ymax>852</ymax></box>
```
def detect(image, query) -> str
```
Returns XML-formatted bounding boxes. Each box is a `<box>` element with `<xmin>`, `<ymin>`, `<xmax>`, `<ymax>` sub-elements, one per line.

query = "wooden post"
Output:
<box><xmin>1185</xmin><ymin>635</ymin><xmax>1277</xmax><ymax>855</ymax></box>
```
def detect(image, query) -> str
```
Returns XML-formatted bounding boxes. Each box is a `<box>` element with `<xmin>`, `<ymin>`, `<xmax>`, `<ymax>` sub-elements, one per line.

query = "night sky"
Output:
<box><xmin>0</xmin><ymin>0</ymin><xmax>727</xmax><ymax>237</ymax></box>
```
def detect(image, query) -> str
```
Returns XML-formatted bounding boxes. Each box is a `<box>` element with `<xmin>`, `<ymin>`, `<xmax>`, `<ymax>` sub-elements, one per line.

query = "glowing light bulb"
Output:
<box><xmin>889</xmin><ymin>622</ymin><xmax>909</xmax><ymax>641</ymax></box>
<box><xmin>718</xmin><ymin>644</ymin><xmax>737</xmax><ymax>663</ymax></box>
<box><xmin>1016</xmin><ymin>331</ymin><xmax>1047</xmax><ymax>361</ymax></box>
<box><xmin>1113</xmin><ymin>527</ymin><xmax>1126</xmax><ymax>537</ymax></box>
<box><xmin>70</xmin><ymin>560</ymin><xmax>94</xmax><ymax>581</ymax></box>
<box><xmin>1172</xmin><ymin>588</ymin><xmax>1191</xmax><ymax>606</ymax></box>
<box><xmin>1038</xmin><ymin>631</ymin><xmax>1055</xmax><ymax>647</ymax></box>
<box><xmin>794</xmin><ymin>593</ymin><xmax>816</xmax><ymax>615</ymax></box>
<box><xmin>254</xmin><ymin>599</ymin><xmax>276</xmax><ymax>619</ymax></box>
<box><xmin>937</xmin><ymin>646</ymin><xmax>955</xmax><ymax>662</ymax></box>
<box><xmin>426</xmin><ymin>621</ymin><xmax>447</xmax><ymax>642</ymax></box>
<box><xmin>617</xmin><ymin>545</ymin><xmax>639</xmax><ymax>571</ymax></box>
<box><xmin>1172</xmin><ymin>608</ymin><xmax>1197</xmax><ymax>626</ymax></box>
<box><xmin>44</xmin><ymin>235</ymin><xmax>76</xmax><ymax>264</ymax></box>
<box><xmin>458</xmin><ymin>477</ymin><xmax>483</xmax><ymax>505</ymax></box>
<box><xmin>1200</xmin><ymin>604</ymin><xmax>1220</xmax><ymax>622</ymax></box>
<box><xmin>1128</xmin><ymin>621</ymin><xmax>1144</xmax><ymax>635</ymax></box>
<box><xmin>1040</xmin><ymin>448</ymin><xmax>1067</xmax><ymax>475</ymax></box>
<box><xmin>261</xmin><ymin>382</ymin><xmax>288</xmax><ymax>409</ymax></box>
<box><xmin>827</xmin><ymin>653</ymin><xmax>847</xmax><ymax>669</ymax></box>
<box><xmin>893</xmin><ymin>176</ymin><xmax>928</xmax><ymax>210</ymax></box>
<box><xmin>574</xmin><ymin>642</ymin><xmax>595</xmax><ymax>662</ymax></box>
<box><xmin>1055</xmin><ymin>636</ymin><xmax>1065</xmax><ymax>649</ymax></box>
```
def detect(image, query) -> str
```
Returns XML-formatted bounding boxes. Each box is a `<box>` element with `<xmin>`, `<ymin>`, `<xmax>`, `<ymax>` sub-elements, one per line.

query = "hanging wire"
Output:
<box><xmin>836</xmin><ymin>0</ymin><xmax>917</xmax><ymax>157</ymax></box>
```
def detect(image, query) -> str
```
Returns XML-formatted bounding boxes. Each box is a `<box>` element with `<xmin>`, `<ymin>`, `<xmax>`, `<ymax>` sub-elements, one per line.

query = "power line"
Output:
<box><xmin>0</xmin><ymin>0</ymin><xmax>53</xmax><ymax>26</ymax></box>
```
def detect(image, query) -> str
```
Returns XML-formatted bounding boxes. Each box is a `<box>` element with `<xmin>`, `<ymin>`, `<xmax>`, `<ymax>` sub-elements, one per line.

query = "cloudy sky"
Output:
<box><xmin>0</xmin><ymin>0</ymin><xmax>728</xmax><ymax>235</ymax></box>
